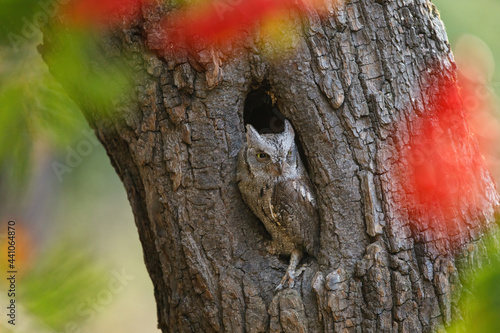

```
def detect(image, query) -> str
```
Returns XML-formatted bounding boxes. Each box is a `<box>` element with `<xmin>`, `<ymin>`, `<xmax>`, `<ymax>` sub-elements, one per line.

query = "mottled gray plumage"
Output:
<box><xmin>237</xmin><ymin>120</ymin><xmax>319</xmax><ymax>289</ymax></box>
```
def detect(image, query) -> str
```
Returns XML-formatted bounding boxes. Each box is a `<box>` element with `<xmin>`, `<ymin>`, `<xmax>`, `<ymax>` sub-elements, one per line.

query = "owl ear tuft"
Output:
<box><xmin>246</xmin><ymin>124</ymin><xmax>266</xmax><ymax>147</ymax></box>
<box><xmin>283</xmin><ymin>119</ymin><xmax>295</xmax><ymax>138</ymax></box>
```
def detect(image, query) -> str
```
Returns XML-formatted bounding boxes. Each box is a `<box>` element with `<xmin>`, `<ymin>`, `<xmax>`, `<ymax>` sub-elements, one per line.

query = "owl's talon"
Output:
<box><xmin>274</xmin><ymin>269</ymin><xmax>305</xmax><ymax>291</ymax></box>
<box><xmin>275</xmin><ymin>272</ymin><xmax>289</xmax><ymax>291</ymax></box>
<box><xmin>275</xmin><ymin>251</ymin><xmax>306</xmax><ymax>291</ymax></box>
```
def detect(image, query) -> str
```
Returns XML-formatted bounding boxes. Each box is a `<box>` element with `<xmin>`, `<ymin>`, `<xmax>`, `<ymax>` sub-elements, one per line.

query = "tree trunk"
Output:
<box><xmin>41</xmin><ymin>0</ymin><xmax>500</xmax><ymax>332</ymax></box>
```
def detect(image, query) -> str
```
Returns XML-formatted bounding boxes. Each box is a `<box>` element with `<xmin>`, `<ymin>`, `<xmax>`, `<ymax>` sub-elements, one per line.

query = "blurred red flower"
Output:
<box><xmin>161</xmin><ymin>0</ymin><xmax>296</xmax><ymax>49</ymax></box>
<box><xmin>397</xmin><ymin>72</ymin><xmax>492</xmax><ymax>237</ymax></box>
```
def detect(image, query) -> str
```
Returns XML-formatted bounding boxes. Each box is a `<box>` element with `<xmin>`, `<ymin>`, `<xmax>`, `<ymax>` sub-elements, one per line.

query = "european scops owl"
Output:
<box><xmin>237</xmin><ymin>120</ymin><xmax>319</xmax><ymax>290</ymax></box>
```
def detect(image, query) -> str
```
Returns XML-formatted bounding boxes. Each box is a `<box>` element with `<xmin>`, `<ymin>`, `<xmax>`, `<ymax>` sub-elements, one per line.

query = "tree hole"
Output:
<box><xmin>244</xmin><ymin>81</ymin><xmax>285</xmax><ymax>133</ymax></box>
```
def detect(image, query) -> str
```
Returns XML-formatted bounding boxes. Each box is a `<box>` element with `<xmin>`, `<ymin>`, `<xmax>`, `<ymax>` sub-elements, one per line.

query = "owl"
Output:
<box><xmin>237</xmin><ymin>120</ymin><xmax>320</xmax><ymax>290</ymax></box>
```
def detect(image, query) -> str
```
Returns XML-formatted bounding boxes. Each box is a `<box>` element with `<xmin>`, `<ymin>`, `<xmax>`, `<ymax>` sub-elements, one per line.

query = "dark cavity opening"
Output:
<box><xmin>244</xmin><ymin>81</ymin><xmax>285</xmax><ymax>134</ymax></box>
<box><xmin>243</xmin><ymin>81</ymin><xmax>311</xmax><ymax>174</ymax></box>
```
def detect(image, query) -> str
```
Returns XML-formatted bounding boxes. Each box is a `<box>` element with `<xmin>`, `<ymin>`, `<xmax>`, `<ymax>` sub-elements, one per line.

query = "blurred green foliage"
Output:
<box><xmin>0</xmin><ymin>2</ymin><xmax>153</xmax><ymax>333</ymax></box>
<box><xmin>446</xmin><ymin>233</ymin><xmax>500</xmax><ymax>333</ymax></box>
<box><xmin>434</xmin><ymin>0</ymin><xmax>500</xmax><ymax>83</ymax></box>
<box><xmin>0</xmin><ymin>0</ymin><xmax>133</xmax><ymax>190</ymax></box>
<box><xmin>20</xmin><ymin>239</ymin><xmax>109</xmax><ymax>331</ymax></box>
<box><xmin>40</xmin><ymin>27</ymin><xmax>134</xmax><ymax>111</ymax></box>
<box><xmin>0</xmin><ymin>0</ymin><xmax>45</xmax><ymax>45</ymax></box>
<box><xmin>0</xmin><ymin>43</ymin><xmax>85</xmax><ymax>187</ymax></box>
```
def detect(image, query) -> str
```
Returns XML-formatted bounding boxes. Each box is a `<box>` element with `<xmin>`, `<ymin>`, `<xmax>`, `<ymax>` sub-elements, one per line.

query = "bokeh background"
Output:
<box><xmin>0</xmin><ymin>0</ymin><xmax>499</xmax><ymax>332</ymax></box>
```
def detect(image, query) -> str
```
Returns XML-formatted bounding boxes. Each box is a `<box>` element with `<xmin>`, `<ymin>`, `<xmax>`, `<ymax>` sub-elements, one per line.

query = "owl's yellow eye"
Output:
<box><xmin>287</xmin><ymin>151</ymin><xmax>292</xmax><ymax>156</ymax></box>
<box><xmin>256</xmin><ymin>153</ymin><xmax>268</xmax><ymax>159</ymax></box>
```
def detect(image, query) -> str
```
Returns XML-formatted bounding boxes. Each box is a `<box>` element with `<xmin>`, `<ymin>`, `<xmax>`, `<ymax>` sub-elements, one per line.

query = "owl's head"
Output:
<box><xmin>244</xmin><ymin>120</ymin><xmax>300</xmax><ymax>179</ymax></box>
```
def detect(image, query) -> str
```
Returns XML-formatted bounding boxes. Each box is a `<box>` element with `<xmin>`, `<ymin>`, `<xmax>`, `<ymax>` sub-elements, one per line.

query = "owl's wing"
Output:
<box><xmin>271</xmin><ymin>177</ymin><xmax>319</xmax><ymax>256</ymax></box>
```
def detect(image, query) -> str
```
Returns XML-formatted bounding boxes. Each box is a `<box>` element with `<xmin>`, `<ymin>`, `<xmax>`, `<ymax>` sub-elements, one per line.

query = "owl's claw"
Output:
<box><xmin>275</xmin><ymin>249</ymin><xmax>306</xmax><ymax>291</ymax></box>
<box><xmin>275</xmin><ymin>265</ymin><xmax>306</xmax><ymax>291</ymax></box>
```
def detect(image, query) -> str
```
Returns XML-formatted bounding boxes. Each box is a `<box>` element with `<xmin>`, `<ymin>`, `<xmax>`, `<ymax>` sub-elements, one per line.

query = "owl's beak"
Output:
<box><xmin>272</xmin><ymin>160</ymin><xmax>285</xmax><ymax>175</ymax></box>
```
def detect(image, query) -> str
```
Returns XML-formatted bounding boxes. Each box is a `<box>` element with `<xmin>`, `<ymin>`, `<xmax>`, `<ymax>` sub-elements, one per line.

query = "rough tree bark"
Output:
<box><xmin>42</xmin><ymin>0</ymin><xmax>500</xmax><ymax>332</ymax></box>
